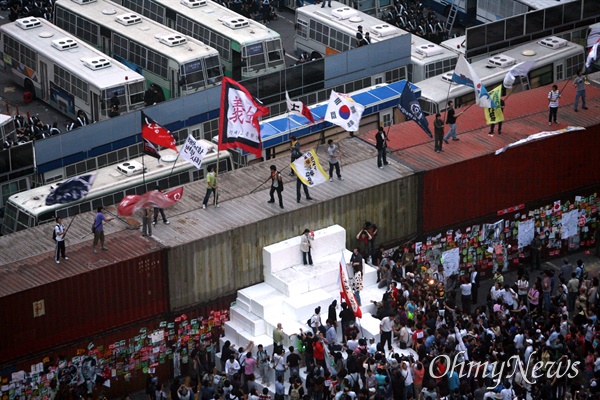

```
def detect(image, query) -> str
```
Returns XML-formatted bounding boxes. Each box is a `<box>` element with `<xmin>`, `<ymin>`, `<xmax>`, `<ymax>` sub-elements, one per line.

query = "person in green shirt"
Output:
<box><xmin>202</xmin><ymin>165</ymin><xmax>218</xmax><ymax>209</ymax></box>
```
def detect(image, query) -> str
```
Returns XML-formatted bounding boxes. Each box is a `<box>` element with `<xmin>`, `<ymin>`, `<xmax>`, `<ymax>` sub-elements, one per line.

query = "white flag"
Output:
<box><xmin>503</xmin><ymin>61</ymin><xmax>536</xmax><ymax>89</ymax></box>
<box><xmin>452</xmin><ymin>56</ymin><xmax>496</xmax><ymax>108</ymax></box>
<box><xmin>290</xmin><ymin>150</ymin><xmax>329</xmax><ymax>187</ymax></box>
<box><xmin>586</xmin><ymin>40</ymin><xmax>600</xmax><ymax>69</ymax></box>
<box><xmin>285</xmin><ymin>91</ymin><xmax>315</xmax><ymax>123</ymax></box>
<box><xmin>180</xmin><ymin>134</ymin><xmax>209</xmax><ymax>169</ymax></box>
<box><xmin>324</xmin><ymin>91</ymin><xmax>365</xmax><ymax>132</ymax></box>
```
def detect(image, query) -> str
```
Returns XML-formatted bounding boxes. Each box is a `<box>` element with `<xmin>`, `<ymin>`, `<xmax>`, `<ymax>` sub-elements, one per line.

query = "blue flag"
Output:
<box><xmin>397</xmin><ymin>83</ymin><xmax>432</xmax><ymax>138</ymax></box>
<box><xmin>45</xmin><ymin>174</ymin><xmax>96</xmax><ymax>205</ymax></box>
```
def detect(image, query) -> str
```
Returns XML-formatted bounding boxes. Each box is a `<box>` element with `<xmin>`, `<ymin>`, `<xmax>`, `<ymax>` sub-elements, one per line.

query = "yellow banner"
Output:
<box><xmin>290</xmin><ymin>149</ymin><xmax>329</xmax><ymax>187</ymax></box>
<box><xmin>485</xmin><ymin>85</ymin><xmax>504</xmax><ymax>125</ymax></box>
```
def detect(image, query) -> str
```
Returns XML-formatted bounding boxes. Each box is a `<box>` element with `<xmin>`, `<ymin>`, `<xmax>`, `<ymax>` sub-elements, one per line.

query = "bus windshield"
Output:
<box><xmin>243</xmin><ymin>43</ymin><xmax>266</xmax><ymax>72</ymax></box>
<box><xmin>205</xmin><ymin>55</ymin><xmax>223</xmax><ymax>85</ymax></box>
<box><xmin>266</xmin><ymin>39</ymin><xmax>284</xmax><ymax>69</ymax></box>
<box><xmin>181</xmin><ymin>59</ymin><xmax>207</xmax><ymax>91</ymax></box>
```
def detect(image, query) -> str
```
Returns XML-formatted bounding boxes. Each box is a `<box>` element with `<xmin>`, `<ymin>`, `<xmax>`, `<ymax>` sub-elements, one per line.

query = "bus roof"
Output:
<box><xmin>514</xmin><ymin>0</ymin><xmax>577</xmax><ymax>10</ymax></box>
<box><xmin>411</xmin><ymin>34</ymin><xmax>458</xmax><ymax>66</ymax></box>
<box><xmin>440</xmin><ymin>35</ymin><xmax>466</xmax><ymax>56</ymax></box>
<box><xmin>0</xmin><ymin>18</ymin><xmax>145</xmax><ymax>88</ymax></box>
<box><xmin>8</xmin><ymin>139</ymin><xmax>229</xmax><ymax>217</ymax></box>
<box><xmin>417</xmin><ymin>37</ymin><xmax>584</xmax><ymax>107</ymax></box>
<box><xmin>54</xmin><ymin>0</ymin><xmax>220</xmax><ymax>63</ymax></box>
<box><xmin>148</xmin><ymin>0</ymin><xmax>282</xmax><ymax>45</ymax></box>
<box><xmin>296</xmin><ymin>1</ymin><xmax>408</xmax><ymax>43</ymax></box>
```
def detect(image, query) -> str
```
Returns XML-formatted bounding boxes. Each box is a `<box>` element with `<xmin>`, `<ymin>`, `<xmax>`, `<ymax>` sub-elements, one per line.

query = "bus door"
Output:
<box><xmin>91</xmin><ymin>92</ymin><xmax>100</xmax><ymax>122</ymax></box>
<box><xmin>233</xmin><ymin>51</ymin><xmax>242</xmax><ymax>81</ymax></box>
<box><xmin>40</xmin><ymin>62</ymin><xmax>48</xmax><ymax>100</ymax></box>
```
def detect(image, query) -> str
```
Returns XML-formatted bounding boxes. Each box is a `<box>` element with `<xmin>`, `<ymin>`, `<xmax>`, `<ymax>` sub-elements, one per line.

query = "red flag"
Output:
<box><xmin>142</xmin><ymin>112</ymin><xmax>177</xmax><ymax>152</ymax></box>
<box><xmin>117</xmin><ymin>188</ymin><xmax>184</xmax><ymax>216</ymax></box>
<box><xmin>339</xmin><ymin>252</ymin><xmax>362</xmax><ymax>319</ymax></box>
<box><xmin>218</xmin><ymin>77</ymin><xmax>269</xmax><ymax>157</ymax></box>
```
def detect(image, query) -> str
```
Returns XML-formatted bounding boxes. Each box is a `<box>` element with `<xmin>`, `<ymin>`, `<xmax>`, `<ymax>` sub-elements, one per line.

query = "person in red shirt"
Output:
<box><xmin>313</xmin><ymin>336</ymin><xmax>325</xmax><ymax>367</ymax></box>
<box><xmin>412</xmin><ymin>323</ymin><xmax>424</xmax><ymax>349</ymax></box>
<box><xmin>433</xmin><ymin>357</ymin><xmax>446</xmax><ymax>383</ymax></box>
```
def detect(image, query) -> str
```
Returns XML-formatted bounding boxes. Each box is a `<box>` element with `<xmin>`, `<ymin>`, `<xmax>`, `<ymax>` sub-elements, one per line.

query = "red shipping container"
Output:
<box><xmin>0</xmin><ymin>230</ymin><xmax>168</xmax><ymax>365</ymax></box>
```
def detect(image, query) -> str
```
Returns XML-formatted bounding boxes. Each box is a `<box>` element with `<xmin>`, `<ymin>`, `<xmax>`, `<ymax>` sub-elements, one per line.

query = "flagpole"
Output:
<box><xmin>168</xmin><ymin>151</ymin><xmax>181</xmax><ymax>178</ymax></box>
<box><xmin>142</xmin><ymin>152</ymin><xmax>146</xmax><ymax>188</ymax></box>
<box><xmin>443</xmin><ymin>81</ymin><xmax>453</xmax><ymax>123</ymax></box>
<box><xmin>214</xmin><ymin>147</ymin><xmax>220</xmax><ymax>208</ymax></box>
<box><xmin>63</xmin><ymin>214</ymin><xmax>77</xmax><ymax>239</ymax></box>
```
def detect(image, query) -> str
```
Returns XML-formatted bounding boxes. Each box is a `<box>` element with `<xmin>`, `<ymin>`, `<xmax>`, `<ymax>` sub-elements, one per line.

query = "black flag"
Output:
<box><xmin>397</xmin><ymin>83</ymin><xmax>433</xmax><ymax>138</ymax></box>
<box><xmin>143</xmin><ymin>138</ymin><xmax>161</xmax><ymax>160</ymax></box>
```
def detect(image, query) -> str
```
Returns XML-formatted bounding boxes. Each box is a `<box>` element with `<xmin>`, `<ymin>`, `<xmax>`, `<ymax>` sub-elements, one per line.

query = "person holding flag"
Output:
<box><xmin>434</xmin><ymin>113</ymin><xmax>444</xmax><ymax>152</ymax></box>
<box><xmin>92</xmin><ymin>207</ymin><xmax>114</xmax><ymax>254</ymax></box>
<box><xmin>268</xmin><ymin>165</ymin><xmax>284</xmax><ymax>209</ymax></box>
<box><xmin>488</xmin><ymin>97</ymin><xmax>505</xmax><ymax>136</ymax></box>
<box><xmin>54</xmin><ymin>217</ymin><xmax>68</xmax><ymax>264</ymax></box>
<box><xmin>202</xmin><ymin>165</ymin><xmax>218</xmax><ymax>209</ymax></box>
<box><xmin>573</xmin><ymin>69</ymin><xmax>588</xmax><ymax>112</ymax></box>
<box><xmin>443</xmin><ymin>101</ymin><xmax>460</xmax><ymax>143</ymax></box>
<box><xmin>327</xmin><ymin>139</ymin><xmax>343</xmax><ymax>181</ymax></box>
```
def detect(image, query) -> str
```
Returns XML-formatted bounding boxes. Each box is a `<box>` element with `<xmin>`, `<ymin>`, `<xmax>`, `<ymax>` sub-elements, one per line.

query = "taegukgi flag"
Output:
<box><xmin>452</xmin><ymin>56</ymin><xmax>497</xmax><ymax>108</ymax></box>
<box><xmin>502</xmin><ymin>61</ymin><xmax>535</xmax><ymax>89</ymax></box>
<box><xmin>397</xmin><ymin>82</ymin><xmax>432</xmax><ymax>138</ymax></box>
<box><xmin>484</xmin><ymin>85</ymin><xmax>504</xmax><ymax>125</ymax></box>
<box><xmin>286</xmin><ymin>91</ymin><xmax>315</xmax><ymax>124</ymax></box>
<box><xmin>218</xmin><ymin>77</ymin><xmax>269</xmax><ymax>157</ymax></box>
<box><xmin>324</xmin><ymin>91</ymin><xmax>365</xmax><ymax>132</ymax></box>
<box><xmin>339</xmin><ymin>252</ymin><xmax>362</xmax><ymax>319</ymax></box>
<box><xmin>290</xmin><ymin>150</ymin><xmax>329</xmax><ymax>187</ymax></box>
<box><xmin>45</xmin><ymin>174</ymin><xmax>96</xmax><ymax>205</ymax></box>
<box><xmin>180</xmin><ymin>134</ymin><xmax>209</xmax><ymax>170</ymax></box>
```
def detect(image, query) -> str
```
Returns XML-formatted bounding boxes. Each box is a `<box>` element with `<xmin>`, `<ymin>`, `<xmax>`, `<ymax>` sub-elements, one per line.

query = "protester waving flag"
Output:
<box><xmin>142</xmin><ymin>138</ymin><xmax>161</xmax><ymax>160</ymax></box>
<box><xmin>286</xmin><ymin>91</ymin><xmax>315</xmax><ymax>123</ymax></box>
<box><xmin>45</xmin><ymin>174</ymin><xmax>96</xmax><ymax>205</ymax></box>
<box><xmin>290</xmin><ymin>150</ymin><xmax>329</xmax><ymax>187</ymax></box>
<box><xmin>502</xmin><ymin>61</ymin><xmax>536</xmax><ymax>89</ymax></box>
<box><xmin>141</xmin><ymin>112</ymin><xmax>177</xmax><ymax>152</ymax></box>
<box><xmin>484</xmin><ymin>85</ymin><xmax>505</xmax><ymax>126</ymax></box>
<box><xmin>397</xmin><ymin>83</ymin><xmax>432</xmax><ymax>138</ymax></box>
<box><xmin>452</xmin><ymin>56</ymin><xmax>497</xmax><ymax>108</ymax></box>
<box><xmin>339</xmin><ymin>252</ymin><xmax>362</xmax><ymax>318</ymax></box>
<box><xmin>218</xmin><ymin>77</ymin><xmax>269</xmax><ymax>157</ymax></box>
<box><xmin>324</xmin><ymin>91</ymin><xmax>365</xmax><ymax>132</ymax></box>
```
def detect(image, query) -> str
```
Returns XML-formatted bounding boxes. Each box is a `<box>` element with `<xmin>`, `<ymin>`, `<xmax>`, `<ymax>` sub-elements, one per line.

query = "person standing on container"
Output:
<box><xmin>289</xmin><ymin>135</ymin><xmax>301</xmax><ymax>176</ymax></box>
<box><xmin>268</xmin><ymin>165</ymin><xmax>284</xmax><ymax>209</ymax></box>
<box><xmin>548</xmin><ymin>84</ymin><xmax>561</xmax><ymax>125</ymax></box>
<box><xmin>142</xmin><ymin>207</ymin><xmax>152</xmax><ymax>237</ymax></box>
<box><xmin>443</xmin><ymin>100</ymin><xmax>459</xmax><ymax>143</ymax></box>
<box><xmin>54</xmin><ymin>217</ymin><xmax>68</xmax><ymax>264</ymax></box>
<box><xmin>202</xmin><ymin>165</ymin><xmax>218</xmax><ymax>209</ymax></box>
<box><xmin>375</xmin><ymin>126</ymin><xmax>389</xmax><ymax>169</ymax></box>
<box><xmin>433</xmin><ymin>113</ymin><xmax>444</xmax><ymax>152</ymax></box>
<box><xmin>573</xmin><ymin>70</ymin><xmax>588</xmax><ymax>112</ymax></box>
<box><xmin>153</xmin><ymin>185</ymin><xmax>170</xmax><ymax>225</ymax></box>
<box><xmin>327</xmin><ymin>139</ymin><xmax>343</xmax><ymax>181</ymax></box>
<box><xmin>300</xmin><ymin>228</ymin><xmax>314</xmax><ymax>265</ymax></box>
<box><xmin>92</xmin><ymin>207</ymin><xmax>114</xmax><ymax>254</ymax></box>
<box><xmin>488</xmin><ymin>97</ymin><xmax>505</xmax><ymax>135</ymax></box>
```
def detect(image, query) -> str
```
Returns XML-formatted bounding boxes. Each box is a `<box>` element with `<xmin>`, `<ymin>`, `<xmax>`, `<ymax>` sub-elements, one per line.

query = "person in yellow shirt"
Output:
<box><xmin>202</xmin><ymin>165</ymin><xmax>218</xmax><ymax>209</ymax></box>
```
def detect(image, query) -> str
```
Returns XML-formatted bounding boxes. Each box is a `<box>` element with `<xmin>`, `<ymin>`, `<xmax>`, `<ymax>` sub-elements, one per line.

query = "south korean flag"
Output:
<box><xmin>324</xmin><ymin>91</ymin><xmax>365</xmax><ymax>132</ymax></box>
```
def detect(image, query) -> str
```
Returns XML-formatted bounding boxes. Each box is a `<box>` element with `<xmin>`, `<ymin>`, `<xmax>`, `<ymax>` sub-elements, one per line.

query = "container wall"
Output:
<box><xmin>0</xmin><ymin>249</ymin><xmax>168</xmax><ymax>365</ymax></box>
<box><xmin>421</xmin><ymin>126</ymin><xmax>600</xmax><ymax>233</ymax></box>
<box><xmin>168</xmin><ymin>175</ymin><xmax>420</xmax><ymax>310</ymax></box>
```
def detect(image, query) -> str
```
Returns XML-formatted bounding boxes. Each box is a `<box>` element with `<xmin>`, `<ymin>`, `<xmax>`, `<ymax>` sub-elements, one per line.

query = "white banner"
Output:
<box><xmin>517</xmin><ymin>219</ymin><xmax>535</xmax><ymax>249</ymax></box>
<box><xmin>441</xmin><ymin>247</ymin><xmax>460</xmax><ymax>277</ymax></box>
<box><xmin>324</xmin><ymin>91</ymin><xmax>365</xmax><ymax>132</ymax></box>
<box><xmin>180</xmin><ymin>134</ymin><xmax>209</xmax><ymax>169</ymax></box>
<box><xmin>495</xmin><ymin>126</ymin><xmax>585</xmax><ymax>155</ymax></box>
<box><xmin>561</xmin><ymin>209</ymin><xmax>578</xmax><ymax>239</ymax></box>
<box><xmin>290</xmin><ymin>150</ymin><xmax>329</xmax><ymax>187</ymax></box>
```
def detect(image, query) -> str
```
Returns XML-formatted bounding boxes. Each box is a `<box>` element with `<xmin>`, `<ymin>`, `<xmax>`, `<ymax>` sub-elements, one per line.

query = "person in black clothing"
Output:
<box><xmin>268</xmin><ymin>165</ymin><xmax>284</xmax><ymax>209</ymax></box>
<box><xmin>360</xmin><ymin>32</ymin><xmax>371</xmax><ymax>46</ymax></box>
<box><xmin>375</xmin><ymin>126</ymin><xmax>389</xmax><ymax>169</ymax></box>
<box><xmin>443</xmin><ymin>100</ymin><xmax>459</xmax><ymax>143</ymax></box>
<box><xmin>356</xmin><ymin>25</ymin><xmax>364</xmax><ymax>47</ymax></box>
<box><xmin>339</xmin><ymin>302</ymin><xmax>356</xmax><ymax>343</ymax></box>
<box><xmin>434</xmin><ymin>112</ymin><xmax>444</xmax><ymax>152</ymax></box>
<box><xmin>489</xmin><ymin>97</ymin><xmax>505</xmax><ymax>135</ymax></box>
<box><xmin>110</xmin><ymin>92</ymin><xmax>121</xmax><ymax>110</ymax></box>
<box><xmin>327</xmin><ymin>300</ymin><xmax>337</xmax><ymax>332</ymax></box>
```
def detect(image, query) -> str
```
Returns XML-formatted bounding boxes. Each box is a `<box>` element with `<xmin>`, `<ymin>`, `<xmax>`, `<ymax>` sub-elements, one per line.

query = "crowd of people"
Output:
<box><xmin>382</xmin><ymin>0</ymin><xmax>447</xmax><ymax>43</ymax></box>
<box><xmin>7</xmin><ymin>0</ymin><xmax>53</xmax><ymax>22</ymax></box>
<box><xmin>152</xmin><ymin>232</ymin><xmax>600</xmax><ymax>400</ymax></box>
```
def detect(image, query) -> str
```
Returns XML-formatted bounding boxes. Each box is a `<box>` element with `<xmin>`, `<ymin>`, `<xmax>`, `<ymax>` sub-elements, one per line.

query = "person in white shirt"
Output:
<box><xmin>379</xmin><ymin>316</ymin><xmax>394</xmax><ymax>351</ymax></box>
<box><xmin>224</xmin><ymin>355</ymin><xmax>241</xmax><ymax>378</ymax></box>
<box><xmin>548</xmin><ymin>84</ymin><xmax>561</xmax><ymax>125</ymax></box>
<box><xmin>524</xmin><ymin>339</ymin><xmax>534</xmax><ymax>361</ymax></box>
<box><xmin>517</xmin><ymin>275</ymin><xmax>529</xmax><ymax>305</ymax></box>
<box><xmin>502</xmin><ymin>284</ymin><xmax>517</xmax><ymax>309</ymax></box>
<box><xmin>400</xmin><ymin>361</ymin><xmax>414</xmax><ymax>398</ymax></box>
<box><xmin>459</xmin><ymin>277</ymin><xmax>472</xmax><ymax>314</ymax></box>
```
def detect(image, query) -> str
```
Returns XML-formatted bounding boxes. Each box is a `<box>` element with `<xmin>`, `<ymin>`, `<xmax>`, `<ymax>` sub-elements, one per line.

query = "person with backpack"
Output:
<box><xmin>53</xmin><ymin>217</ymin><xmax>68</xmax><ymax>264</ymax></box>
